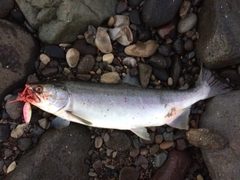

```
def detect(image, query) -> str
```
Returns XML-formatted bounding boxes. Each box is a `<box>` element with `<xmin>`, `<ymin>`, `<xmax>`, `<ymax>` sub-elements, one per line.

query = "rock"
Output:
<box><xmin>199</xmin><ymin>91</ymin><xmax>240</xmax><ymax>179</ymax></box>
<box><xmin>153</xmin><ymin>152</ymin><xmax>167</xmax><ymax>168</ymax></box>
<box><xmin>184</xmin><ymin>39</ymin><xmax>194</xmax><ymax>51</ymax></box>
<box><xmin>95</xmin><ymin>136</ymin><xmax>103</xmax><ymax>148</ymax></box>
<box><xmin>178</xmin><ymin>13</ymin><xmax>198</xmax><ymax>33</ymax></box>
<box><xmin>152</xmin><ymin>68</ymin><xmax>169</xmax><ymax>82</ymax></box>
<box><xmin>172</xmin><ymin>37</ymin><xmax>184</xmax><ymax>55</ymax></box>
<box><xmin>10</xmin><ymin>124</ymin><xmax>28</xmax><ymax>139</ymax></box>
<box><xmin>115</xmin><ymin>1</ymin><xmax>128</xmax><ymax>14</ymax></box>
<box><xmin>148</xmin><ymin>53</ymin><xmax>171</xmax><ymax>69</ymax></box>
<box><xmin>158</xmin><ymin>44</ymin><xmax>172</xmax><ymax>57</ymax></box>
<box><xmin>77</xmin><ymin>55</ymin><xmax>95</xmax><ymax>74</ymax></box>
<box><xmin>116</xmin><ymin>26</ymin><xmax>133</xmax><ymax>46</ymax></box>
<box><xmin>0</xmin><ymin>124</ymin><xmax>10</xmax><ymax>141</ymax></box>
<box><xmin>129</xmin><ymin>10</ymin><xmax>141</xmax><ymax>25</ymax></box>
<box><xmin>114</xmin><ymin>15</ymin><xmax>130</xmax><ymax>27</ymax></box>
<box><xmin>142</xmin><ymin>0</ymin><xmax>182</xmax><ymax>27</ymax></box>
<box><xmin>43</xmin><ymin>45</ymin><xmax>65</xmax><ymax>59</ymax></box>
<box><xmin>84</xmin><ymin>25</ymin><xmax>97</xmax><ymax>46</ymax></box>
<box><xmin>176</xmin><ymin>139</ymin><xmax>187</xmax><ymax>151</ymax></box>
<box><xmin>135</xmin><ymin>155</ymin><xmax>148</xmax><ymax>167</ymax></box>
<box><xmin>157</xmin><ymin>24</ymin><xmax>176</xmax><ymax>40</ymax></box>
<box><xmin>219</xmin><ymin>69</ymin><xmax>240</xmax><ymax>86</ymax></box>
<box><xmin>39</xmin><ymin>54</ymin><xmax>50</xmax><ymax>65</ymax></box>
<box><xmin>51</xmin><ymin>117</ymin><xmax>70</xmax><ymax>129</ymax></box>
<box><xmin>170</xmin><ymin>54</ymin><xmax>182</xmax><ymax>88</ymax></box>
<box><xmin>95</xmin><ymin>27</ymin><xmax>112</xmax><ymax>53</ymax></box>
<box><xmin>179</xmin><ymin>1</ymin><xmax>191</xmax><ymax>18</ymax></box>
<box><xmin>17</xmin><ymin>138</ymin><xmax>32</xmax><ymax>151</ymax></box>
<box><xmin>41</xmin><ymin>67</ymin><xmax>59</xmax><ymax>77</ymax></box>
<box><xmin>100</xmin><ymin>72</ymin><xmax>121</xmax><ymax>84</ymax></box>
<box><xmin>160</xmin><ymin>141</ymin><xmax>175</xmax><ymax>150</ymax></box>
<box><xmin>72</xmin><ymin>39</ymin><xmax>97</xmax><ymax>56</ymax></box>
<box><xmin>138</xmin><ymin>63</ymin><xmax>152</xmax><ymax>88</ymax></box>
<box><xmin>5</xmin><ymin>95</ymin><xmax>24</xmax><ymax>120</ymax></box>
<box><xmin>122</xmin><ymin>57</ymin><xmax>137</xmax><ymax>68</ymax></box>
<box><xmin>151</xmin><ymin>150</ymin><xmax>191</xmax><ymax>180</ymax></box>
<box><xmin>105</xmin><ymin>131</ymin><xmax>131</xmax><ymax>151</ymax></box>
<box><xmin>66</xmin><ymin>48</ymin><xmax>80</xmax><ymax>68</ymax></box>
<box><xmin>15</xmin><ymin>0</ymin><xmax>117</xmax><ymax>44</ymax></box>
<box><xmin>7</xmin><ymin>161</ymin><xmax>16</xmax><ymax>174</ymax></box>
<box><xmin>6</xmin><ymin>124</ymin><xmax>90</xmax><ymax>180</ymax></box>
<box><xmin>129</xmin><ymin>148</ymin><xmax>139</xmax><ymax>157</ymax></box>
<box><xmin>196</xmin><ymin>0</ymin><xmax>240</xmax><ymax>68</ymax></box>
<box><xmin>103</xmin><ymin>53</ymin><xmax>114</xmax><ymax>64</ymax></box>
<box><xmin>119</xmin><ymin>167</ymin><xmax>139</xmax><ymax>180</ymax></box>
<box><xmin>150</xmin><ymin>144</ymin><xmax>159</xmax><ymax>155</ymax></box>
<box><xmin>155</xmin><ymin>134</ymin><xmax>163</xmax><ymax>144</ymax></box>
<box><xmin>0</xmin><ymin>20</ymin><xmax>39</xmax><ymax>103</ymax></box>
<box><xmin>0</xmin><ymin>0</ymin><xmax>15</xmax><ymax>18</ymax></box>
<box><xmin>38</xmin><ymin>118</ymin><xmax>50</xmax><ymax>129</ymax></box>
<box><xmin>128</xmin><ymin>0</ymin><xmax>142</xmax><ymax>7</ymax></box>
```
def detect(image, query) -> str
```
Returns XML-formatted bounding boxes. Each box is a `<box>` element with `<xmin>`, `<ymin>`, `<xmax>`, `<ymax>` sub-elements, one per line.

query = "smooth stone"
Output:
<box><xmin>124</xmin><ymin>40</ymin><xmax>159</xmax><ymax>57</ymax></box>
<box><xmin>108</xmin><ymin>16</ymin><xmax>114</xmax><ymax>27</ymax></box>
<box><xmin>196</xmin><ymin>0</ymin><xmax>240</xmax><ymax>68</ymax></box>
<box><xmin>151</xmin><ymin>150</ymin><xmax>191</xmax><ymax>180</ymax></box>
<box><xmin>170</xmin><ymin>54</ymin><xmax>182</xmax><ymax>88</ymax></box>
<box><xmin>66</xmin><ymin>48</ymin><xmax>80</xmax><ymax>68</ymax></box>
<box><xmin>77</xmin><ymin>55</ymin><xmax>95</xmax><ymax>74</ymax></box>
<box><xmin>95</xmin><ymin>136</ymin><xmax>103</xmax><ymax>148</ymax></box>
<box><xmin>39</xmin><ymin>54</ymin><xmax>50</xmax><ymax>65</ymax></box>
<box><xmin>129</xmin><ymin>10</ymin><xmax>141</xmax><ymax>25</ymax></box>
<box><xmin>38</xmin><ymin>118</ymin><xmax>50</xmax><ymax>129</ymax></box>
<box><xmin>0</xmin><ymin>20</ymin><xmax>39</xmax><ymax>102</ymax></box>
<box><xmin>15</xmin><ymin>0</ymin><xmax>117</xmax><ymax>44</ymax></box>
<box><xmin>0</xmin><ymin>124</ymin><xmax>10</xmax><ymax>141</ymax></box>
<box><xmin>95</xmin><ymin>27</ymin><xmax>112</xmax><ymax>53</ymax></box>
<box><xmin>0</xmin><ymin>0</ymin><xmax>15</xmax><ymax>18</ymax></box>
<box><xmin>32</xmin><ymin>126</ymin><xmax>44</xmax><ymax>138</ymax></box>
<box><xmin>138</xmin><ymin>63</ymin><xmax>152</xmax><ymax>87</ymax></box>
<box><xmin>123</xmin><ymin>57</ymin><xmax>137</xmax><ymax>68</ymax></box>
<box><xmin>5</xmin><ymin>95</ymin><xmax>24</xmax><ymax>120</ymax></box>
<box><xmin>152</xmin><ymin>68</ymin><xmax>169</xmax><ymax>81</ymax></box>
<box><xmin>172</xmin><ymin>37</ymin><xmax>184</xmax><ymax>55</ymax></box>
<box><xmin>150</xmin><ymin>144</ymin><xmax>159</xmax><ymax>155</ymax></box>
<box><xmin>155</xmin><ymin>134</ymin><xmax>163</xmax><ymax>144</ymax></box>
<box><xmin>115</xmin><ymin>1</ymin><xmax>127</xmax><ymax>14</ymax></box>
<box><xmin>178</xmin><ymin>13</ymin><xmax>198</xmax><ymax>33</ymax></box>
<box><xmin>157</xmin><ymin>24</ymin><xmax>176</xmax><ymax>40</ymax></box>
<box><xmin>163</xmin><ymin>132</ymin><xmax>174</xmax><ymax>141</ymax></box>
<box><xmin>51</xmin><ymin>117</ymin><xmax>70</xmax><ymax>129</ymax></box>
<box><xmin>138</xmin><ymin>28</ymin><xmax>152</xmax><ymax>42</ymax></box>
<box><xmin>167</xmin><ymin>77</ymin><xmax>173</xmax><ymax>86</ymax></box>
<box><xmin>142</xmin><ymin>0</ymin><xmax>182</xmax><ymax>27</ymax></box>
<box><xmin>184</xmin><ymin>39</ymin><xmax>194</xmax><ymax>51</ymax></box>
<box><xmin>17</xmin><ymin>138</ymin><xmax>32</xmax><ymax>151</ymax></box>
<box><xmin>7</xmin><ymin>161</ymin><xmax>16</xmax><ymax>174</ymax></box>
<box><xmin>84</xmin><ymin>25</ymin><xmax>97</xmax><ymax>46</ymax></box>
<box><xmin>103</xmin><ymin>53</ymin><xmax>114</xmax><ymax>64</ymax></box>
<box><xmin>6</xmin><ymin>124</ymin><xmax>90</xmax><ymax>180</ymax></box>
<box><xmin>100</xmin><ymin>72</ymin><xmax>121</xmax><ymax>84</ymax></box>
<box><xmin>158</xmin><ymin>44</ymin><xmax>172</xmax><ymax>57</ymax></box>
<box><xmin>11</xmin><ymin>124</ymin><xmax>28</xmax><ymax>139</ymax></box>
<box><xmin>176</xmin><ymin>139</ymin><xmax>187</xmax><ymax>151</ymax></box>
<box><xmin>135</xmin><ymin>155</ymin><xmax>148</xmax><ymax>166</ymax></box>
<box><xmin>92</xmin><ymin>160</ymin><xmax>102</xmax><ymax>170</ymax></box>
<box><xmin>4</xmin><ymin>149</ymin><xmax>14</xmax><ymax>159</ymax></box>
<box><xmin>129</xmin><ymin>148</ymin><xmax>139</xmax><ymax>157</ymax></box>
<box><xmin>179</xmin><ymin>1</ymin><xmax>192</xmax><ymax>18</ymax></box>
<box><xmin>72</xmin><ymin>39</ymin><xmax>97</xmax><ymax>56</ymax></box>
<box><xmin>153</xmin><ymin>152</ymin><xmax>167</xmax><ymax>168</ymax></box>
<box><xmin>43</xmin><ymin>45</ymin><xmax>65</xmax><ymax>59</ymax></box>
<box><xmin>148</xmin><ymin>53</ymin><xmax>171</xmax><ymax>69</ymax></box>
<box><xmin>160</xmin><ymin>141</ymin><xmax>174</xmax><ymax>150</ymax></box>
<box><xmin>119</xmin><ymin>167</ymin><xmax>139</xmax><ymax>180</ymax></box>
<box><xmin>199</xmin><ymin>91</ymin><xmax>240</xmax><ymax>179</ymax></box>
<box><xmin>41</xmin><ymin>67</ymin><xmax>58</xmax><ymax>77</ymax></box>
<box><xmin>117</xmin><ymin>26</ymin><xmax>133</xmax><ymax>46</ymax></box>
<box><xmin>114</xmin><ymin>15</ymin><xmax>130</xmax><ymax>27</ymax></box>
<box><xmin>105</xmin><ymin>131</ymin><xmax>131</xmax><ymax>151</ymax></box>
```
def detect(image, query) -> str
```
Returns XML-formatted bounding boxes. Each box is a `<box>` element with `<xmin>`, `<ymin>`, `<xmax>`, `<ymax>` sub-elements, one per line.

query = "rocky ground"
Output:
<box><xmin>0</xmin><ymin>0</ymin><xmax>240</xmax><ymax>180</ymax></box>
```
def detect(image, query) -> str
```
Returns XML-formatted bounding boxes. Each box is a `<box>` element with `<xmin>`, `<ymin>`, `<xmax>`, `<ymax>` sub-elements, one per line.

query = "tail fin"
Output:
<box><xmin>198</xmin><ymin>67</ymin><xmax>232</xmax><ymax>99</ymax></box>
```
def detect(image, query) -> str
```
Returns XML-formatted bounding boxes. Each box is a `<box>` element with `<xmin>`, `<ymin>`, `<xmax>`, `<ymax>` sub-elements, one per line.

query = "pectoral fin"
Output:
<box><xmin>65</xmin><ymin>111</ymin><xmax>92</xmax><ymax>126</ymax></box>
<box><xmin>167</xmin><ymin>107</ymin><xmax>190</xmax><ymax>130</ymax></box>
<box><xmin>131</xmin><ymin>127</ymin><xmax>150</xmax><ymax>140</ymax></box>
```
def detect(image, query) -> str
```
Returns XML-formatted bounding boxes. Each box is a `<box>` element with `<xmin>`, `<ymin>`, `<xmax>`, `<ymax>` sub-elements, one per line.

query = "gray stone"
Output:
<box><xmin>0</xmin><ymin>20</ymin><xmax>39</xmax><ymax>103</ymax></box>
<box><xmin>17</xmin><ymin>138</ymin><xmax>32</xmax><ymax>151</ymax></box>
<box><xmin>0</xmin><ymin>124</ymin><xmax>10</xmax><ymax>141</ymax></box>
<box><xmin>119</xmin><ymin>167</ymin><xmax>139</xmax><ymax>180</ymax></box>
<box><xmin>153</xmin><ymin>152</ymin><xmax>167</xmax><ymax>168</ymax></box>
<box><xmin>77</xmin><ymin>55</ymin><xmax>95</xmax><ymax>74</ymax></box>
<box><xmin>6</xmin><ymin>124</ymin><xmax>90</xmax><ymax>180</ymax></box>
<box><xmin>105</xmin><ymin>131</ymin><xmax>131</xmax><ymax>151</ymax></box>
<box><xmin>0</xmin><ymin>0</ymin><xmax>15</xmax><ymax>18</ymax></box>
<box><xmin>200</xmin><ymin>91</ymin><xmax>240</xmax><ymax>179</ymax></box>
<box><xmin>177</xmin><ymin>13</ymin><xmax>197</xmax><ymax>33</ymax></box>
<box><xmin>196</xmin><ymin>0</ymin><xmax>240</xmax><ymax>68</ymax></box>
<box><xmin>5</xmin><ymin>96</ymin><xmax>24</xmax><ymax>120</ymax></box>
<box><xmin>15</xmin><ymin>0</ymin><xmax>117</xmax><ymax>44</ymax></box>
<box><xmin>142</xmin><ymin>0</ymin><xmax>182</xmax><ymax>27</ymax></box>
<box><xmin>138</xmin><ymin>63</ymin><xmax>152</xmax><ymax>88</ymax></box>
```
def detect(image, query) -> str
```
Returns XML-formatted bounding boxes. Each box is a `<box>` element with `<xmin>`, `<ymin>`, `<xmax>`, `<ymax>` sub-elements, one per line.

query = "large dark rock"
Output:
<box><xmin>6</xmin><ymin>124</ymin><xmax>91</xmax><ymax>180</ymax></box>
<box><xmin>196</xmin><ymin>0</ymin><xmax>240</xmax><ymax>68</ymax></box>
<box><xmin>0</xmin><ymin>0</ymin><xmax>15</xmax><ymax>18</ymax></box>
<box><xmin>15</xmin><ymin>0</ymin><xmax>117</xmax><ymax>44</ymax></box>
<box><xmin>142</xmin><ymin>0</ymin><xmax>182</xmax><ymax>28</ymax></box>
<box><xmin>200</xmin><ymin>91</ymin><xmax>240</xmax><ymax>179</ymax></box>
<box><xmin>0</xmin><ymin>20</ymin><xmax>39</xmax><ymax>103</ymax></box>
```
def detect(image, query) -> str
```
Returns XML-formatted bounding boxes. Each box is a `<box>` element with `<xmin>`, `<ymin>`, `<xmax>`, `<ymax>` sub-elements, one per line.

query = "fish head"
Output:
<box><xmin>16</xmin><ymin>83</ymin><xmax>69</xmax><ymax>113</ymax></box>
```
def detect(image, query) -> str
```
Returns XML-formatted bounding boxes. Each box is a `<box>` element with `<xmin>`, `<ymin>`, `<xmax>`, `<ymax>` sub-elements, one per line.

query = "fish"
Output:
<box><xmin>12</xmin><ymin>68</ymin><xmax>231</xmax><ymax>140</ymax></box>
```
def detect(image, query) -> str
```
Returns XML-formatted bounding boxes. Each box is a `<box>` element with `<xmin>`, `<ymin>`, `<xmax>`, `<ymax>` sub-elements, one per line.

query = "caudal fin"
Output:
<box><xmin>199</xmin><ymin>68</ymin><xmax>232</xmax><ymax>98</ymax></box>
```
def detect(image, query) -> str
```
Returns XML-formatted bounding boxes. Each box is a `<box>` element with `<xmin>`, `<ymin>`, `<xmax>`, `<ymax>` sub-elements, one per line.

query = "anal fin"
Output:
<box><xmin>167</xmin><ymin>107</ymin><xmax>190</xmax><ymax>130</ymax></box>
<box><xmin>65</xmin><ymin>111</ymin><xmax>92</xmax><ymax>126</ymax></box>
<box><xmin>131</xmin><ymin>127</ymin><xmax>150</xmax><ymax>140</ymax></box>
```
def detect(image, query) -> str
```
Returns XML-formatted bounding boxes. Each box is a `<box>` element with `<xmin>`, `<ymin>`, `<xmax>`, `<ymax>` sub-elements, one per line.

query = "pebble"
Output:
<box><xmin>176</xmin><ymin>138</ymin><xmax>188</xmax><ymax>151</ymax></box>
<box><xmin>155</xmin><ymin>134</ymin><xmax>163</xmax><ymax>144</ymax></box>
<box><xmin>7</xmin><ymin>161</ymin><xmax>16</xmax><ymax>174</ymax></box>
<box><xmin>119</xmin><ymin>167</ymin><xmax>139</xmax><ymax>180</ymax></box>
<box><xmin>88</xmin><ymin>172</ymin><xmax>97</xmax><ymax>177</ymax></box>
<box><xmin>157</xmin><ymin>24</ymin><xmax>176</xmax><ymax>39</ymax></box>
<box><xmin>117</xmin><ymin>26</ymin><xmax>133</xmax><ymax>46</ymax></box>
<box><xmin>129</xmin><ymin>148</ymin><xmax>139</xmax><ymax>157</ymax></box>
<box><xmin>152</xmin><ymin>68</ymin><xmax>169</xmax><ymax>81</ymax></box>
<box><xmin>129</xmin><ymin>10</ymin><xmax>141</xmax><ymax>25</ymax></box>
<box><xmin>77</xmin><ymin>55</ymin><xmax>95</xmax><ymax>74</ymax></box>
<box><xmin>39</xmin><ymin>54</ymin><xmax>50</xmax><ymax>65</ymax></box>
<box><xmin>115</xmin><ymin>1</ymin><xmax>128</xmax><ymax>14</ymax></box>
<box><xmin>168</xmin><ymin>77</ymin><xmax>173</xmax><ymax>86</ymax></box>
<box><xmin>38</xmin><ymin>118</ymin><xmax>50</xmax><ymax>129</ymax></box>
<box><xmin>179</xmin><ymin>1</ymin><xmax>192</xmax><ymax>18</ymax></box>
<box><xmin>184</xmin><ymin>38</ymin><xmax>194</xmax><ymax>51</ymax></box>
<box><xmin>172</xmin><ymin>37</ymin><xmax>184</xmax><ymax>55</ymax></box>
<box><xmin>17</xmin><ymin>138</ymin><xmax>32</xmax><ymax>151</ymax></box>
<box><xmin>150</xmin><ymin>144</ymin><xmax>159</xmax><ymax>155</ymax></box>
<box><xmin>153</xmin><ymin>152</ymin><xmax>167</xmax><ymax>168</ymax></box>
<box><xmin>43</xmin><ymin>45</ymin><xmax>65</xmax><ymax>59</ymax></box>
<box><xmin>93</xmin><ymin>159</ymin><xmax>102</xmax><ymax>169</ymax></box>
<box><xmin>135</xmin><ymin>155</ymin><xmax>148</xmax><ymax>166</ymax></box>
<box><xmin>158</xmin><ymin>44</ymin><xmax>172</xmax><ymax>57</ymax></box>
<box><xmin>72</xmin><ymin>39</ymin><xmax>97</xmax><ymax>56</ymax></box>
<box><xmin>5</xmin><ymin>95</ymin><xmax>24</xmax><ymax>120</ymax></box>
<box><xmin>219</xmin><ymin>69</ymin><xmax>240</xmax><ymax>86</ymax></box>
<box><xmin>197</xmin><ymin>174</ymin><xmax>204</xmax><ymax>180</ymax></box>
<box><xmin>160</xmin><ymin>141</ymin><xmax>175</xmax><ymax>150</ymax></box>
<box><xmin>32</xmin><ymin>126</ymin><xmax>45</xmax><ymax>138</ymax></box>
<box><xmin>105</xmin><ymin>131</ymin><xmax>131</xmax><ymax>151</ymax></box>
<box><xmin>138</xmin><ymin>63</ymin><xmax>152</xmax><ymax>87</ymax></box>
<box><xmin>103</xmin><ymin>132</ymin><xmax>110</xmax><ymax>143</ymax></box>
<box><xmin>0</xmin><ymin>124</ymin><xmax>10</xmax><ymax>141</ymax></box>
<box><xmin>140</xmin><ymin>149</ymin><xmax>149</xmax><ymax>156</ymax></box>
<box><xmin>114</xmin><ymin>15</ymin><xmax>130</xmax><ymax>27</ymax></box>
<box><xmin>178</xmin><ymin>13</ymin><xmax>198</xmax><ymax>33</ymax></box>
<box><xmin>170</xmin><ymin>54</ymin><xmax>182</xmax><ymax>88</ymax></box>
<box><xmin>163</xmin><ymin>132</ymin><xmax>174</xmax><ymax>141</ymax></box>
<box><xmin>95</xmin><ymin>27</ymin><xmax>112</xmax><ymax>53</ymax></box>
<box><xmin>122</xmin><ymin>57</ymin><xmax>137</xmax><ymax>67</ymax></box>
<box><xmin>4</xmin><ymin>149</ymin><xmax>13</xmax><ymax>159</ymax></box>
<box><xmin>148</xmin><ymin>53</ymin><xmax>171</xmax><ymax>69</ymax></box>
<box><xmin>10</xmin><ymin>124</ymin><xmax>28</xmax><ymax>139</ymax></box>
<box><xmin>100</xmin><ymin>72</ymin><xmax>121</xmax><ymax>84</ymax></box>
<box><xmin>76</xmin><ymin>74</ymin><xmax>91</xmax><ymax>81</ymax></box>
<box><xmin>66</xmin><ymin>48</ymin><xmax>80</xmax><ymax>68</ymax></box>
<box><xmin>124</xmin><ymin>40</ymin><xmax>159</xmax><ymax>57</ymax></box>
<box><xmin>108</xmin><ymin>16</ymin><xmax>114</xmax><ymax>27</ymax></box>
<box><xmin>102</xmin><ymin>53</ymin><xmax>114</xmax><ymax>64</ymax></box>
<box><xmin>84</xmin><ymin>25</ymin><xmax>96</xmax><ymax>46</ymax></box>
<box><xmin>95</xmin><ymin>136</ymin><xmax>103</xmax><ymax>148</ymax></box>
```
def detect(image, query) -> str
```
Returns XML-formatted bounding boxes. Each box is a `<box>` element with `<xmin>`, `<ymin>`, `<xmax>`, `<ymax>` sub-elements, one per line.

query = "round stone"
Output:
<box><xmin>102</xmin><ymin>53</ymin><xmax>114</xmax><ymax>64</ymax></box>
<box><xmin>77</xmin><ymin>55</ymin><xmax>95</xmax><ymax>74</ymax></box>
<box><xmin>100</xmin><ymin>72</ymin><xmax>121</xmax><ymax>84</ymax></box>
<box><xmin>105</xmin><ymin>131</ymin><xmax>131</xmax><ymax>151</ymax></box>
<box><xmin>160</xmin><ymin>141</ymin><xmax>175</xmax><ymax>150</ymax></box>
<box><xmin>66</xmin><ymin>48</ymin><xmax>80</xmax><ymax>68</ymax></box>
<box><xmin>95</xmin><ymin>27</ymin><xmax>112</xmax><ymax>53</ymax></box>
<box><xmin>153</xmin><ymin>152</ymin><xmax>167</xmax><ymax>168</ymax></box>
<box><xmin>95</xmin><ymin>136</ymin><xmax>103</xmax><ymax>148</ymax></box>
<box><xmin>39</xmin><ymin>54</ymin><xmax>50</xmax><ymax>65</ymax></box>
<box><xmin>155</xmin><ymin>134</ymin><xmax>164</xmax><ymax>144</ymax></box>
<box><xmin>178</xmin><ymin>13</ymin><xmax>198</xmax><ymax>33</ymax></box>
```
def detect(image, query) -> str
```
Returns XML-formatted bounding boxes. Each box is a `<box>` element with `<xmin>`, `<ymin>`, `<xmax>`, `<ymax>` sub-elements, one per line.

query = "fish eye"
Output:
<box><xmin>34</xmin><ymin>86</ymin><xmax>43</xmax><ymax>94</ymax></box>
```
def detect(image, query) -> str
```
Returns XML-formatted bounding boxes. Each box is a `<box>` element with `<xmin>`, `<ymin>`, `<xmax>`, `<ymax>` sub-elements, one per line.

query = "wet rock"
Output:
<box><xmin>152</xmin><ymin>68</ymin><xmax>169</xmax><ymax>81</ymax></box>
<box><xmin>66</xmin><ymin>48</ymin><xmax>80</xmax><ymax>68</ymax></box>
<box><xmin>124</xmin><ymin>40</ymin><xmax>159</xmax><ymax>57</ymax></box>
<box><xmin>5</xmin><ymin>96</ymin><xmax>24</xmax><ymax>120</ymax></box>
<box><xmin>95</xmin><ymin>27</ymin><xmax>112</xmax><ymax>53</ymax></box>
<box><xmin>72</xmin><ymin>39</ymin><xmax>97</xmax><ymax>56</ymax></box>
<box><xmin>105</xmin><ymin>131</ymin><xmax>131</xmax><ymax>151</ymax></box>
<box><xmin>151</xmin><ymin>150</ymin><xmax>191</xmax><ymax>180</ymax></box>
<box><xmin>7</xmin><ymin>161</ymin><xmax>16</xmax><ymax>174</ymax></box>
<box><xmin>153</xmin><ymin>152</ymin><xmax>167</xmax><ymax>168</ymax></box>
<box><xmin>43</xmin><ymin>45</ymin><xmax>65</xmax><ymax>59</ymax></box>
<box><xmin>77</xmin><ymin>55</ymin><xmax>95</xmax><ymax>74</ymax></box>
<box><xmin>196</xmin><ymin>0</ymin><xmax>240</xmax><ymax>68</ymax></box>
<box><xmin>138</xmin><ymin>63</ymin><xmax>152</xmax><ymax>87</ymax></box>
<box><xmin>17</xmin><ymin>138</ymin><xmax>32</xmax><ymax>151</ymax></box>
<box><xmin>178</xmin><ymin>13</ymin><xmax>198</xmax><ymax>33</ymax></box>
<box><xmin>142</xmin><ymin>0</ymin><xmax>182</xmax><ymax>27</ymax></box>
<box><xmin>176</xmin><ymin>139</ymin><xmax>187</xmax><ymax>151</ymax></box>
<box><xmin>38</xmin><ymin>118</ymin><xmax>50</xmax><ymax>129</ymax></box>
<box><xmin>15</xmin><ymin>0</ymin><xmax>117</xmax><ymax>44</ymax></box>
<box><xmin>135</xmin><ymin>155</ymin><xmax>148</xmax><ymax>167</ymax></box>
<box><xmin>0</xmin><ymin>124</ymin><xmax>10</xmax><ymax>141</ymax></box>
<box><xmin>119</xmin><ymin>167</ymin><xmax>139</xmax><ymax>180</ymax></box>
<box><xmin>200</xmin><ymin>91</ymin><xmax>240</xmax><ymax>179</ymax></box>
<box><xmin>150</xmin><ymin>144</ymin><xmax>159</xmax><ymax>155</ymax></box>
<box><xmin>129</xmin><ymin>148</ymin><xmax>139</xmax><ymax>157</ymax></box>
<box><xmin>7</xmin><ymin>124</ymin><xmax>90</xmax><ymax>180</ymax></box>
<box><xmin>0</xmin><ymin>0</ymin><xmax>15</xmax><ymax>18</ymax></box>
<box><xmin>100</xmin><ymin>72</ymin><xmax>121</xmax><ymax>84</ymax></box>
<box><xmin>0</xmin><ymin>20</ymin><xmax>39</xmax><ymax>102</ymax></box>
<box><xmin>41</xmin><ymin>67</ymin><xmax>58</xmax><ymax>77</ymax></box>
<box><xmin>148</xmin><ymin>53</ymin><xmax>171</xmax><ymax>69</ymax></box>
<box><xmin>158</xmin><ymin>44</ymin><xmax>172</xmax><ymax>57</ymax></box>
<box><xmin>4</xmin><ymin>149</ymin><xmax>14</xmax><ymax>159</ymax></box>
<box><xmin>155</xmin><ymin>134</ymin><xmax>163</xmax><ymax>144</ymax></box>
<box><xmin>51</xmin><ymin>117</ymin><xmax>70</xmax><ymax>129</ymax></box>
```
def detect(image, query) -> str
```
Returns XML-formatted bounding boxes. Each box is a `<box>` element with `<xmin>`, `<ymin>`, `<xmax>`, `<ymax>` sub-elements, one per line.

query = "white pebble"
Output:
<box><xmin>39</xmin><ymin>54</ymin><xmax>50</xmax><ymax>65</ymax></box>
<box><xmin>66</xmin><ymin>48</ymin><xmax>80</xmax><ymax>68</ymax></box>
<box><xmin>7</xmin><ymin>161</ymin><xmax>16</xmax><ymax>174</ymax></box>
<box><xmin>11</xmin><ymin>124</ymin><xmax>28</xmax><ymax>139</ymax></box>
<box><xmin>102</xmin><ymin>53</ymin><xmax>114</xmax><ymax>64</ymax></box>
